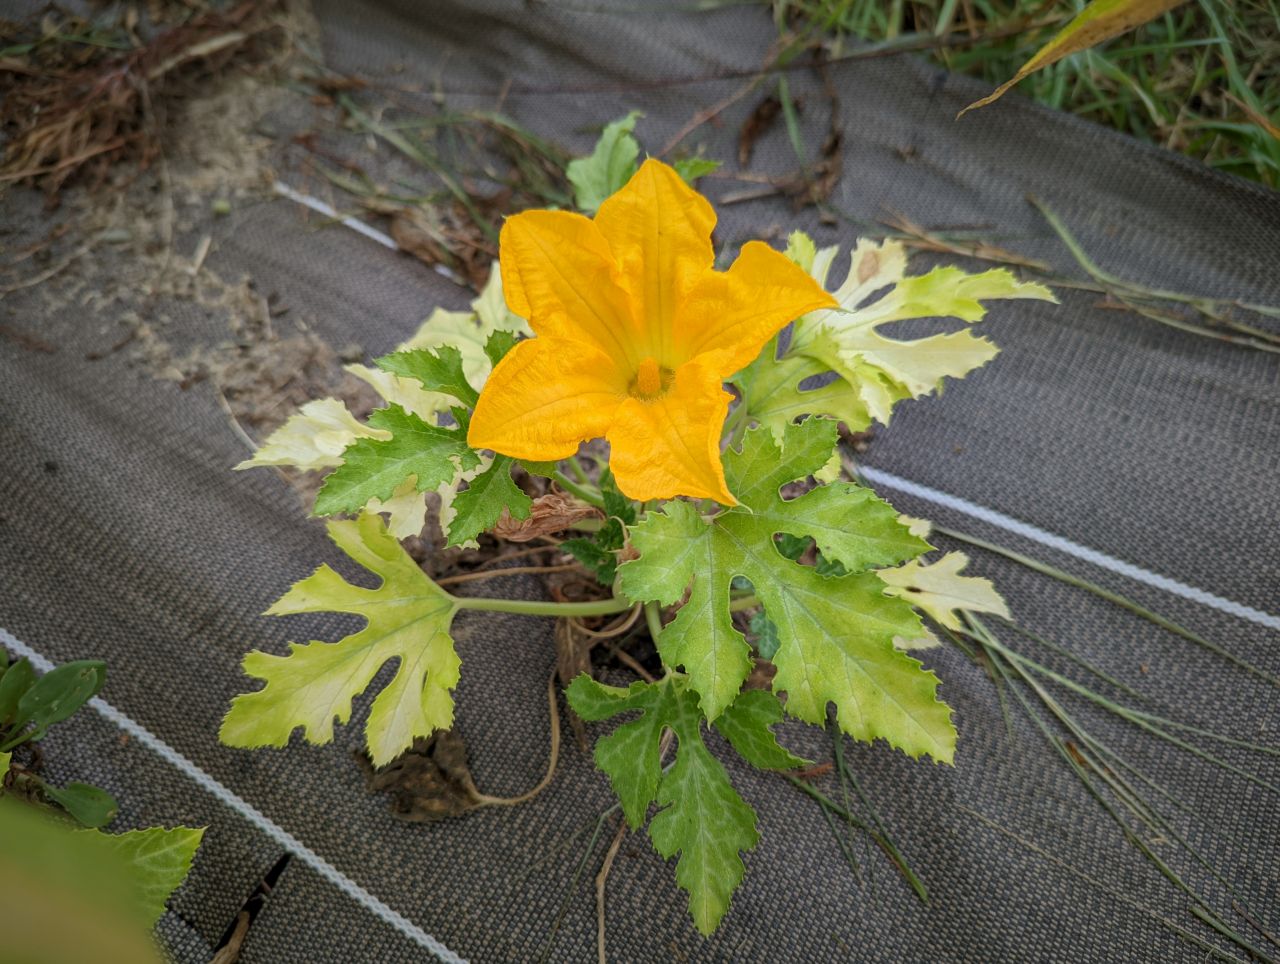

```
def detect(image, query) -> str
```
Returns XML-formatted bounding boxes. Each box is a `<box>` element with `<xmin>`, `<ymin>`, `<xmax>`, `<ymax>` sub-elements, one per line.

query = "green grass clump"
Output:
<box><xmin>778</xmin><ymin>0</ymin><xmax>1280</xmax><ymax>187</ymax></box>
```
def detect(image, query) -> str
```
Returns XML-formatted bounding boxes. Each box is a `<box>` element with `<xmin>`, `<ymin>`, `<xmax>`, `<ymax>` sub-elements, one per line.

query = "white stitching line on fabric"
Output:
<box><xmin>0</xmin><ymin>627</ymin><xmax>468</xmax><ymax>964</ymax></box>
<box><xmin>273</xmin><ymin>179</ymin><xmax>1280</xmax><ymax>636</ymax></box>
<box><xmin>272</xmin><ymin>181</ymin><xmax>469</xmax><ymax>288</ymax></box>
<box><xmin>859</xmin><ymin>466</ymin><xmax>1280</xmax><ymax>633</ymax></box>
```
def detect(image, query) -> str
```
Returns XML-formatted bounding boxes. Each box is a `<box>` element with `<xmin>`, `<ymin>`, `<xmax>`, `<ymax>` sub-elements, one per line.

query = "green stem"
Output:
<box><xmin>568</xmin><ymin>456</ymin><xmax>592</xmax><ymax>485</ymax></box>
<box><xmin>553</xmin><ymin>470</ymin><xmax>605</xmax><ymax>509</ymax></box>
<box><xmin>454</xmin><ymin>594</ymin><xmax>633</xmax><ymax>617</ymax></box>
<box><xmin>643</xmin><ymin>601</ymin><xmax>664</xmax><ymax>641</ymax></box>
<box><xmin>722</xmin><ymin>399</ymin><xmax>751</xmax><ymax>448</ymax></box>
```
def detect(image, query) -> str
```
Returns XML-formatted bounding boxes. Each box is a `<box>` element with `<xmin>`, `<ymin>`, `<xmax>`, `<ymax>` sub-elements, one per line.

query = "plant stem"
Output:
<box><xmin>454</xmin><ymin>594</ymin><xmax>633</xmax><ymax>617</ymax></box>
<box><xmin>553</xmin><ymin>470</ymin><xmax>606</xmax><ymax>509</ymax></box>
<box><xmin>722</xmin><ymin>399</ymin><xmax>751</xmax><ymax>449</ymax></box>
<box><xmin>643</xmin><ymin>601</ymin><xmax>664</xmax><ymax>641</ymax></box>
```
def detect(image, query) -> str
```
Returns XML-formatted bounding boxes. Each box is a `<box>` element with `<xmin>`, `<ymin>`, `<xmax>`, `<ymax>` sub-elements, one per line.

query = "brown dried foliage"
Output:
<box><xmin>0</xmin><ymin>1</ymin><xmax>284</xmax><ymax>199</ymax></box>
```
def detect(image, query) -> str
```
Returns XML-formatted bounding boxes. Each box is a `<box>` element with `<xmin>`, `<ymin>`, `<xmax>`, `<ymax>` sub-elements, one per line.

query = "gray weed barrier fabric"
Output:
<box><xmin>2</xmin><ymin>1</ymin><xmax>1278</xmax><ymax>961</ymax></box>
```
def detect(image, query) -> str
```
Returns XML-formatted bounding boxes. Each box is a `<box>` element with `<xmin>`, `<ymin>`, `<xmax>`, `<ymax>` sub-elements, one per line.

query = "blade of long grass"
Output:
<box><xmin>934</xmin><ymin>525</ymin><xmax>1280</xmax><ymax>687</ymax></box>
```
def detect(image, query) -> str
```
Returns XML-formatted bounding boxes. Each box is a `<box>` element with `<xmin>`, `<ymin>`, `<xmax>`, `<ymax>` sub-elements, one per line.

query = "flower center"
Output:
<box><xmin>630</xmin><ymin>356</ymin><xmax>670</xmax><ymax>400</ymax></box>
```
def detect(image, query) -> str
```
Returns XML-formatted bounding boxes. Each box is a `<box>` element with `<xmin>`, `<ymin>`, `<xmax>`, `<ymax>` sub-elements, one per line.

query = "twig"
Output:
<box><xmin>595</xmin><ymin>819</ymin><xmax>627</xmax><ymax>964</ymax></box>
<box><xmin>569</xmin><ymin>605</ymin><xmax>642</xmax><ymax>640</ymax></box>
<box><xmin>603</xmin><ymin>640</ymin><xmax>656</xmax><ymax>684</ymax></box>
<box><xmin>1029</xmin><ymin>196</ymin><xmax>1280</xmax><ymax>352</ymax></box>
<box><xmin>659</xmin><ymin>73</ymin><xmax>767</xmax><ymax>157</ymax></box>
<box><xmin>212</xmin><ymin>384</ymin><xmax>257</xmax><ymax>454</ymax></box>
<box><xmin>0</xmin><ymin>240</ymin><xmax>94</xmax><ymax>296</ymax></box>
<box><xmin>471</xmin><ymin>672</ymin><xmax>561</xmax><ymax>807</ymax></box>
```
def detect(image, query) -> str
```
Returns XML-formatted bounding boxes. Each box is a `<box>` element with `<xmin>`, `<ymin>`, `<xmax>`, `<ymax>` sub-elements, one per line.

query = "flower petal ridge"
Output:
<box><xmin>469</xmin><ymin>158</ymin><xmax>837</xmax><ymax>504</ymax></box>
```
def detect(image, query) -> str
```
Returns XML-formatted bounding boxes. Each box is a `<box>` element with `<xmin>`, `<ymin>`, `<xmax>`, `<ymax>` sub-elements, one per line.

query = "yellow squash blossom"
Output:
<box><xmin>468</xmin><ymin>159</ymin><xmax>836</xmax><ymax>505</ymax></box>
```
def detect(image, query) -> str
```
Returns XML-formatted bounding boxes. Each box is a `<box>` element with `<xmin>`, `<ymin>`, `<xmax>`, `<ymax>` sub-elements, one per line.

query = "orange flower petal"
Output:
<box><xmin>468</xmin><ymin>337</ymin><xmax>626</xmax><ymax>461</ymax></box>
<box><xmin>607</xmin><ymin>358</ymin><xmax>736</xmax><ymax>505</ymax></box>
<box><xmin>594</xmin><ymin>159</ymin><xmax>715</xmax><ymax>365</ymax></box>
<box><xmin>674</xmin><ymin>240</ymin><xmax>838</xmax><ymax>377</ymax></box>
<box><xmin>500</xmin><ymin>210</ymin><xmax>643</xmax><ymax>367</ymax></box>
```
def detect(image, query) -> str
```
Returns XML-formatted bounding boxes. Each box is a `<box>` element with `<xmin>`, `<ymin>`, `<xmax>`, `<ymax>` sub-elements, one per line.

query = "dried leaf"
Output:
<box><xmin>491</xmin><ymin>492</ymin><xmax>601</xmax><ymax>542</ymax></box>
<box><xmin>357</xmin><ymin>731</ymin><xmax>482</xmax><ymax>822</ymax></box>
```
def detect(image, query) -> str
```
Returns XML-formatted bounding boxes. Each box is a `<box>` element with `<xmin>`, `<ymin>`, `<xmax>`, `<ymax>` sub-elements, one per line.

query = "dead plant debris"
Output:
<box><xmin>0</xmin><ymin>1</ymin><xmax>288</xmax><ymax>201</ymax></box>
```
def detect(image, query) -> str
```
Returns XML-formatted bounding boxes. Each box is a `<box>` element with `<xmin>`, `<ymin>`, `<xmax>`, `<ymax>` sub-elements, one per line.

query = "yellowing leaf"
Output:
<box><xmin>894</xmin><ymin>627</ymin><xmax>944</xmax><ymax>651</ymax></box>
<box><xmin>879</xmin><ymin>551</ymin><xmax>1012</xmax><ymax>631</ymax></box>
<box><xmin>740</xmin><ymin>234</ymin><xmax>1056</xmax><ymax>440</ymax></box>
<box><xmin>235</xmin><ymin>398</ymin><xmax>388</xmax><ymax>472</ymax></box>
<box><xmin>960</xmin><ymin>0</ymin><xmax>1188</xmax><ymax>115</ymax></box>
<box><xmin>365</xmin><ymin>475</ymin><xmax>428</xmax><ymax>540</ymax></box>
<box><xmin>220</xmin><ymin>512</ymin><xmax>462</xmax><ymax>766</ymax></box>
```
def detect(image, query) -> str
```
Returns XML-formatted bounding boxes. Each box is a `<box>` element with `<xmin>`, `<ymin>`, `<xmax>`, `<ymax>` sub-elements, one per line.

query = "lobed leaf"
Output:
<box><xmin>376</xmin><ymin>344</ymin><xmax>480</xmax><ymax>408</ymax></box>
<box><xmin>739</xmin><ymin>233</ymin><xmax>1055</xmax><ymax>444</ymax></box>
<box><xmin>445</xmin><ymin>454</ymin><xmax>532</xmax><ymax>548</ymax></box>
<box><xmin>234</xmin><ymin>398</ymin><xmax>387</xmax><ymax>472</ymax></box>
<box><xmin>566</xmin><ymin>675</ymin><xmax>774</xmax><ymax>934</ymax></box>
<box><xmin>619</xmin><ymin>423</ymin><xmax>954</xmax><ymax>761</ymax></box>
<box><xmin>99</xmin><ymin>826</ymin><xmax>205</xmax><ymax>927</ymax></box>
<box><xmin>221</xmin><ymin>512</ymin><xmax>462</xmax><ymax>766</ymax></box>
<box><xmin>879</xmin><ymin>551</ymin><xmax>1011</xmax><ymax>631</ymax></box>
<box><xmin>312</xmin><ymin>404</ymin><xmax>480</xmax><ymax>517</ymax></box>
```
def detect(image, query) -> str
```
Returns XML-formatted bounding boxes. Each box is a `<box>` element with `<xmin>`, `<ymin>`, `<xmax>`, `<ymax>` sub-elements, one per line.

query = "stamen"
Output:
<box><xmin>636</xmin><ymin>356</ymin><xmax>662</xmax><ymax>398</ymax></box>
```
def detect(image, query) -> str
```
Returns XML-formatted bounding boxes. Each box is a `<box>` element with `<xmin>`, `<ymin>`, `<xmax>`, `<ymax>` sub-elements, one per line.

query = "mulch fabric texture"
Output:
<box><xmin>1</xmin><ymin>1</ymin><xmax>1277</xmax><ymax>962</ymax></box>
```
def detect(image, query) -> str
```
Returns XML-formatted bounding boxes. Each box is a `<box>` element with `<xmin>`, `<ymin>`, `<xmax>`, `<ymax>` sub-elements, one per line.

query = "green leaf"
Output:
<box><xmin>100</xmin><ymin>826</ymin><xmax>204</xmax><ymax>927</ymax></box>
<box><xmin>599</xmin><ymin>469</ymin><xmax>637</xmax><ymax>526</ymax></box>
<box><xmin>673</xmin><ymin>156</ymin><xmax>721</xmax><ymax>183</ymax></box>
<box><xmin>619</xmin><ymin>422</ymin><xmax>954</xmax><ymax>761</ymax></box>
<box><xmin>14</xmin><ymin>660</ymin><xmax>106</xmax><ymax>732</ymax></box>
<box><xmin>347</xmin><ymin>272</ymin><xmax>531</xmax><ymax>428</ymax></box>
<box><xmin>561</xmin><ymin>537</ymin><xmax>619</xmax><ymax>585</ymax></box>
<box><xmin>960</xmin><ymin>0</ymin><xmax>1187</xmax><ymax>115</ymax></box>
<box><xmin>748</xmin><ymin>609</ymin><xmax>781</xmax><ymax>660</ymax></box>
<box><xmin>221</xmin><ymin>512</ymin><xmax>463</xmax><ymax>767</ymax></box>
<box><xmin>376</xmin><ymin>345</ymin><xmax>480</xmax><ymax>409</ymax></box>
<box><xmin>566</xmin><ymin>675</ymin><xmax>759</xmax><ymax>935</ymax></box>
<box><xmin>313</xmin><ymin>404</ymin><xmax>480</xmax><ymax>517</ymax></box>
<box><xmin>567</xmin><ymin>111</ymin><xmax>642</xmax><ymax>214</ymax></box>
<box><xmin>446</xmin><ymin>454</ymin><xmax>532</xmax><ymax>548</ymax></box>
<box><xmin>878</xmin><ymin>551</ymin><xmax>1011</xmax><ymax>631</ymax></box>
<box><xmin>44</xmin><ymin>781</ymin><xmax>118</xmax><ymax>829</ymax></box>
<box><xmin>712</xmin><ymin>689</ymin><xmax>808</xmax><ymax>770</ymax></box>
<box><xmin>0</xmin><ymin>657</ymin><xmax>36</xmax><ymax>726</ymax></box>
<box><xmin>740</xmin><ymin>235</ymin><xmax>1055</xmax><ymax>439</ymax></box>
<box><xmin>483</xmin><ymin>328</ymin><xmax>521</xmax><ymax>368</ymax></box>
<box><xmin>560</xmin><ymin>470</ymin><xmax>634</xmax><ymax>584</ymax></box>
